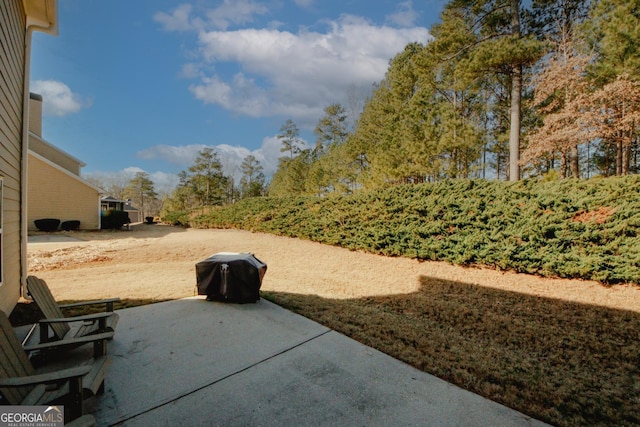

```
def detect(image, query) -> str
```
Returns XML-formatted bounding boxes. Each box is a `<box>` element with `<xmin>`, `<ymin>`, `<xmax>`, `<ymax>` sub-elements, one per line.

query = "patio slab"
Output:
<box><xmin>87</xmin><ymin>297</ymin><xmax>548</xmax><ymax>426</ymax></box>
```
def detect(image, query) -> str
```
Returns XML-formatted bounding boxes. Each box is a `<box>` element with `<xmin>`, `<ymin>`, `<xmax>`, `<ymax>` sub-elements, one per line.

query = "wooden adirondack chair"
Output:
<box><xmin>25</xmin><ymin>276</ymin><xmax>120</xmax><ymax>347</ymax></box>
<box><xmin>0</xmin><ymin>310</ymin><xmax>111</xmax><ymax>422</ymax></box>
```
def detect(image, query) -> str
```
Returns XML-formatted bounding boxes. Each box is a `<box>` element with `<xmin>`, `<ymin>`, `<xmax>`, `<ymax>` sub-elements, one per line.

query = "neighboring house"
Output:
<box><xmin>28</xmin><ymin>93</ymin><xmax>103</xmax><ymax>231</ymax></box>
<box><xmin>0</xmin><ymin>0</ymin><xmax>57</xmax><ymax>314</ymax></box>
<box><xmin>124</xmin><ymin>201</ymin><xmax>143</xmax><ymax>223</ymax></box>
<box><xmin>100</xmin><ymin>196</ymin><xmax>142</xmax><ymax>223</ymax></box>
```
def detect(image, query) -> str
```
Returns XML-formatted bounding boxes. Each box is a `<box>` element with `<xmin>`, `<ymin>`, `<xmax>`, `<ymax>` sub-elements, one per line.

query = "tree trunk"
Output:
<box><xmin>509</xmin><ymin>0</ymin><xmax>522</xmax><ymax>181</ymax></box>
<box><xmin>509</xmin><ymin>65</ymin><xmax>522</xmax><ymax>181</ymax></box>
<box><xmin>617</xmin><ymin>140</ymin><xmax>623</xmax><ymax>175</ymax></box>
<box><xmin>571</xmin><ymin>145</ymin><xmax>580</xmax><ymax>178</ymax></box>
<box><xmin>623</xmin><ymin>143</ymin><xmax>631</xmax><ymax>175</ymax></box>
<box><xmin>560</xmin><ymin>151</ymin><xmax>567</xmax><ymax>179</ymax></box>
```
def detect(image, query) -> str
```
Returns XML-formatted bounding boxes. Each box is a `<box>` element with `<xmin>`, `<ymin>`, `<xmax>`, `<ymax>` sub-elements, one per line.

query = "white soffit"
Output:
<box><xmin>23</xmin><ymin>0</ymin><xmax>58</xmax><ymax>35</ymax></box>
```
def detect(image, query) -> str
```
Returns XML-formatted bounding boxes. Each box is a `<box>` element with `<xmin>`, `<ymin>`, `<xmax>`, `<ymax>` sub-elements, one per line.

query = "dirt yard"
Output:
<box><xmin>27</xmin><ymin>223</ymin><xmax>640</xmax><ymax>312</ymax></box>
<box><xmin>26</xmin><ymin>223</ymin><xmax>640</xmax><ymax>426</ymax></box>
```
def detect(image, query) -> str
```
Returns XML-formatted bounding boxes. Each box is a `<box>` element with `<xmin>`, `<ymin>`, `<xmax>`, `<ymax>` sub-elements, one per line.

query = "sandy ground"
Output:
<box><xmin>27</xmin><ymin>224</ymin><xmax>640</xmax><ymax>313</ymax></box>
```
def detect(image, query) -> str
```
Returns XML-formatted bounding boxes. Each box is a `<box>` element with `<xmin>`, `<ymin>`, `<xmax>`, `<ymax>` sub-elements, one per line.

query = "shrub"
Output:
<box><xmin>161</xmin><ymin>211</ymin><xmax>189</xmax><ymax>226</ymax></box>
<box><xmin>183</xmin><ymin>176</ymin><xmax>640</xmax><ymax>284</ymax></box>
<box><xmin>34</xmin><ymin>218</ymin><xmax>60</xmax><ymax>232</ymax></box>
<box><xmin>60</xmin><ymin>220</ymin><xmax>81</xmax><ymax>231</ymax></box>
<box><xmin>101</xmin><ymin>210</ymin><xmax>130</xmax><ymax>229</ymax></box>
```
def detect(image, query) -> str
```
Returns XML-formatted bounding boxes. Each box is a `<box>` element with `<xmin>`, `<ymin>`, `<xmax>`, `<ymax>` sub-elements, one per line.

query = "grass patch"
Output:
<box><xmin>262</xmin><ymin>277</ymin><xmax>640</xmax><ymax>427</ymax></box>
<box><xmin>9</xmin><ymin>272</ymin><xmax>638</xmax><ymax>425</ymax></box>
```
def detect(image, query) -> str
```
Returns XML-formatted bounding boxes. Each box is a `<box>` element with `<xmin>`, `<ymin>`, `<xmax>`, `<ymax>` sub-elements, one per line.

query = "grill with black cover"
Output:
<box><xmin>196</xmin><ymin>252</ymin><xmax>267</xmax><ymax>303</ymax></box>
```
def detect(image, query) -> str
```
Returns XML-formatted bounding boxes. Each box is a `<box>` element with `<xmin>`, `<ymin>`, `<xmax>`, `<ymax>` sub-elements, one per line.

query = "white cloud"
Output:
<box><xmin>149</xmin><ymin>171</ymin><xmax>181</xmax><ymax>194</ymax></box>
<box><xmin>209</xmin><ymin>135</ymin><xmax>306</xmax><ymax>181</ymax></box>
<box><xmin>136</xmin><ymin>134</ymin><xmax>310</xmax><ymax>183</ymax></box>
<box><xmin>185</xmin><ymin>15</ymin><xmax>430</xmax><ymax>125</ymax></box>
<box><xmin>180</xmin><ymin>63</ymin><xmax>203</xmax><ymax>79</ymax></box>
<box><xmin>386</xmin><ymin>1</ymin><xmax>419</xmax><ymax>28</ymax></box>
<box><xmin>153</xmin><ymin>4</ymin><xmax>197</xmax><ymax>32</ymax></box>
<box><xmin>122</xmin><ymin>166</ymin><xmax>146</xmax><ymax>175</ymax></box>
<box><xmin>189</xmin><ymin>76</ymin><xmax>235</xmax><ymax>109</ymax></box>
<box><xmin>31</xmin><ymin>80</ymin><xmax>87</xmax><ymax>117</ymax></box>
<box><xmin>154</xmin><ymin>1</ymin><xmax>269</xmax><ymax>32</ymax></box>
<box><xmin>293</xmin><ymin>0</ymin><xmax>314</xmax><ymax>9</ymax></box>
<box><xmin>91</xmin><ymin>135</ymin><xmax>314</xmax><ymax>195</ymax></box>
<box><xmin>155</xmin><ymin>4</ymin><xmax>431</xmax><ymax>131</ymax></box>
<box><xmin>84</xmin><ymin>167</ymin><xmax>179</xmax><ymax>196</ymax></box>
<box><xmin>215</xmin><ymin>144</ymin><xmax>252</xmax><ymax>180</ymax></box>
<box><xmin>137</xmin><ymin>143</ymin><xmax>257</xmax><ymax>182</ymax></box>
<box><xmin>206</xmin><ymin>0</ymin><xmax>269</xmax><ymax>30</ymax></box>
<box><xmin>137</xmin><ymin>144</ymin><xmax>208</xmax><ymax>166</ymax></box>
<box><xmin>255</xmin><ymin>135</ymin><xmax>289</xmax><ymax>178</ymax></box>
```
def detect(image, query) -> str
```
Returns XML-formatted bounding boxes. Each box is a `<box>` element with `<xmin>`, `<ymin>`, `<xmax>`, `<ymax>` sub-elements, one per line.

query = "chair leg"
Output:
<box><xmin>66</xmin><ymin>376</ymin><xmax>84</xmax><ymax>422</ymax></box>
<box><xmin>93</xmin><ymin>339</ymin><xmax>107</xmax><ymax>357</ymax></box>
<box><xmin>97</xmin><ymin>380</ymin><xmax>105</xmax><ymax>396</ymax></box>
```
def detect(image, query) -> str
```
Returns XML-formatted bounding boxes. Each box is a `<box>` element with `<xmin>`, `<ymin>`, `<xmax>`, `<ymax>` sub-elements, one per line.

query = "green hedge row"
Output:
<box><xmin>184</xmin><ymin>176</ymin><xmax>640</xmax><ymax>284</ymax></box>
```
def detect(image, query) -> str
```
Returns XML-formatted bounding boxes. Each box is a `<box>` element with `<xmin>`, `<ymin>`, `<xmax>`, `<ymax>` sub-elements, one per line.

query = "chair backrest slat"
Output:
<box><xmin>26</xmin><ymin>276</ymin><xmax>70</xmax><ymax>339</ymax></box>
<box><xmin>0</xmin><ymin>310</ymin><xmax>36</xmax><ymax>404</ymax></box>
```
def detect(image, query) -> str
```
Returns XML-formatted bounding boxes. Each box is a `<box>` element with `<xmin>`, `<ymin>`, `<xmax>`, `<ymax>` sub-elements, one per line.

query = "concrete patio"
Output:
<box><xmin>69</xmin><ymin>297</ymin><xmax>549</xmax><ymax>426</ymax></box>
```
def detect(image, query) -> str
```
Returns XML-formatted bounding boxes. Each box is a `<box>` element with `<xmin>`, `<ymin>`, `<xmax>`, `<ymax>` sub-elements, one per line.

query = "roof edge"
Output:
<box><xmin>29</xmin><ymin>131</ymin><xmax>87</xmax><ymax>169</ymax></box>
<box><xmin>28</xmin><ymin>150</ymin><xmax>105</xmax><ymax>193</ymax></box>
<box><xmin>24</xmin><ymin>0</ymin><xmax>58</xmax><ymax>35</ymax></box>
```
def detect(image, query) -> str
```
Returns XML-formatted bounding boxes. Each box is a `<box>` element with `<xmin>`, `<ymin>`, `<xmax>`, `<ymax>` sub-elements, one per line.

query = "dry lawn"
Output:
<box><xmin>19</xmin><ymin>223</ymin><xmax>640</xmax><ymax>426</ymax></box>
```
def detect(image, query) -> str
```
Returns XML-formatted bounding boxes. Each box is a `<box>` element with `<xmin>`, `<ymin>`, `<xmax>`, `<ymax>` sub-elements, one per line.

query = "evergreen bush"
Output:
<box><xmin>34</xmin><ymin>218</ymin><xmax>60</xmax><ymax>232</ymax></box>
<box><xmin>101</xmin><ymin>210</ymin><xmax>130</xmax><ymax>229</ymax></box>
<box><xmin>60</xmin><ymin>220</ymin><xmax>80</xmax><ymax>231</ymax></box>
<box><xmin>161</xmin><ymin>211</ymin><xmax>189</xmax><ymax>226</ymax></box>
<box><xmin>176</xmin><ymin>176</ymin><xmax>640</xmax><ymax>284</ymax></box>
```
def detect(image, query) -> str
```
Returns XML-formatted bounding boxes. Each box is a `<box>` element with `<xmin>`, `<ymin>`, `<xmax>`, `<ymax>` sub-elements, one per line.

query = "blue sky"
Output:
<box><xmin>30</xmin><ymin>0</ymin><xmax>445</xmax><ymax>194</ymax></box>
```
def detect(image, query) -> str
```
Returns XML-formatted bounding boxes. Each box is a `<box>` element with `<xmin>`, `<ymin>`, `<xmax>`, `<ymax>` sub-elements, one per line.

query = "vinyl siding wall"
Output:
<box><xmin>28</xmin><ymin>153</ymin><xmax>100</xmax><ymax>230</ymax></box>
<box><xmin>28</xmin><ymin>93</ymin><xmax>42</xmax><ymax>135</ymax></box>
<box><xmin>29</xmin><ymin>136</ymin><xmax>82</xmax><ymax>175</ymax></box>
<box><xmin>29</xmin><ymin>96</ymin><xmax>83</xmax><ymax>175</ymax></box>
<box><xmin>0</xmin><ymin>0</ymin><xmax>26</xmax><ymax>314</ymax></box>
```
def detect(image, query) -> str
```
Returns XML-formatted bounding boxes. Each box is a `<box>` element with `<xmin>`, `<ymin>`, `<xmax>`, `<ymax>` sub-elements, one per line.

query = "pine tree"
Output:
<box><xmin>277</xmin><ymin>119</ymin><xmax>303</xmax><ymax>160</ymax></box>
<box><xmin>584</xmin><ymin>0</ymin><xmax>640</xmax><ymax>84</ymax></box>
<box><xmin>268</xmin><ymin>151</ymin><xmax>312</xmax><ymax>196</ymax></box>
<box><xmin>187</xmin><ymin>147</ymin><xmax>228</xmax><ymax>206</ymax></box>
<box><xmin>446</xmin><ymin>0</ymin><xmax>544</xmax><ymax>180</ymax></box>
<box><xmin>124</xmin><ymin>172</ymin><xmax>158</xmax><ymax>218</ymax></box>
<box><xmin>240</xmin><ymin>155</ymin><xmax>265</xmax><ymax>198</ymax></box>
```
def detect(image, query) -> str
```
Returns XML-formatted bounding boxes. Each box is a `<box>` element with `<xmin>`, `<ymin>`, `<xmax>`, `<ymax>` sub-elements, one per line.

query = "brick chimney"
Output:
<box><xmin>29</xmin><ymin>92</ymin><xmax>43</xmax><ymax>137</ymax></box>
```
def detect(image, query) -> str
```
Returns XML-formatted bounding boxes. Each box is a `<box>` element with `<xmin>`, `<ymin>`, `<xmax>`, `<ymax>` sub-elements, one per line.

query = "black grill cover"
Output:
<box><xmin>196</xmin><ymin>252</ymin><xmax>267</xmax><ymax>303</ymax></box>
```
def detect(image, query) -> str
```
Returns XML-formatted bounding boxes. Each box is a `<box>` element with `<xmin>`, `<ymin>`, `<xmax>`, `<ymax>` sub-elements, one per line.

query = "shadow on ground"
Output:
<box><xmin>28</xmin><ymin>223</ymin><xmax>188</xmax><ymax>242</ymax></box>
<box><xmin>264</xmin><ymin>276</ymin><xmax>640</xmax><ymax>427</ymax></box>
<box><xmin>9</xmin><ymin>298</ymin><xmax>173</xmax><ymax>327</ymax></box>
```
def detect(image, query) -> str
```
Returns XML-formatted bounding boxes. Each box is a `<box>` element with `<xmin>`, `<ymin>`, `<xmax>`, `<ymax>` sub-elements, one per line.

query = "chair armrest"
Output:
<box><xmin>23</xmin><ymin>331</ymin><xmax>114</xmax><ymax>352</ymax></box>
<box><xmin>0</xmin><ymin>365</ymin><xmax>91</xmax><ymax>387</ymax></box>
<box><xmin>59</xmin><ymin>298</ymin><xmax>120</xmax><ymax>311</ymax></box>
<box><xmin>38</xmin><ymin>312</ymin><xmax>115</xmax><ymax>323</ymax></box>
